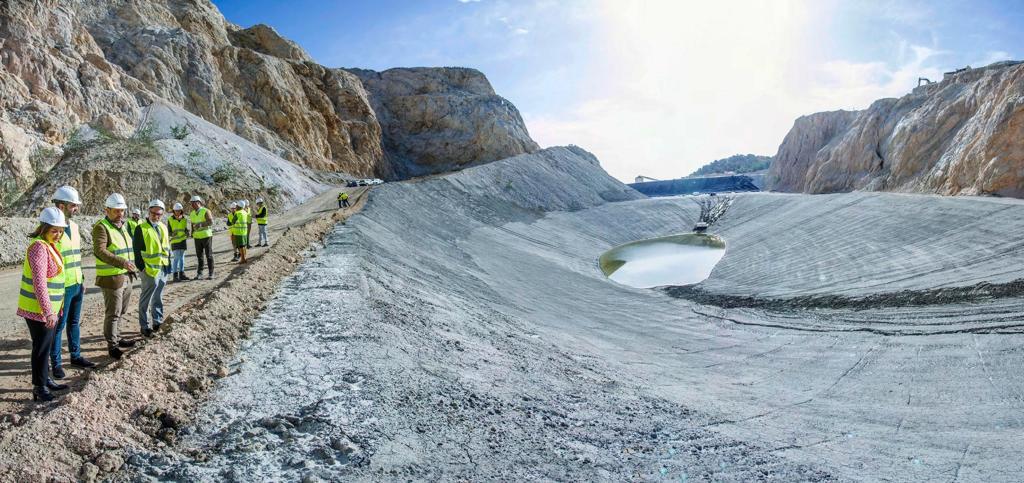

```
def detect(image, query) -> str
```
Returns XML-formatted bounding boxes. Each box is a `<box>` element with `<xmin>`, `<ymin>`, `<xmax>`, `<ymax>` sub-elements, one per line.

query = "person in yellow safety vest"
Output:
<box><xmin>132</xmin><ymin>199</ymin><xmax>171</xmax><ymax>338</ymax></box>
<box><xmin>254</xmin><ymin>198</ymin><xmax>269</xmax><ymax>247</ymax></box>
<box><xmin>92</xmin><ymin>193</ymin><xmax>139</xmax><ymax>360</ymax></box>
<box><xmin>17</xmin><ymin>207</ymin><xmax>71</xmax><ymax>402</ymax></box>
<box><xmin>338</xmin><ymin>191</ymin><xmax>349</xmax><ymax>208</ymax></box>
<box><xmin>189</xmin><ymin>195</ymin><xmax>215</xmax><ymax>280</ymax></box>
<box><xmin>228</xmin><ymin>201</ymin><xmax>240</xmax><ymax>262</ymax></box>
<box><xmin>49</xmin><ymin>186</ymin><xmax>97</xmax><ymax>379</ymax></box>
<box><xmin>126</xmin><ymin>208</ymin><xmax>141</xmax><ymax>237</ymax></box>
<box><xmin>229</xmin><ymin>202</ymin><xmax>249</xmax><ymax>264</ymax></box>
<box><xmin>168</xmin><ymin>202</ymin><xmax>191</xmax><ymax>282</ymax></box>
<box><xmin>242</xmin><ymin>199</ymin><xmax>253</xmax><ymax>249</ymax></box>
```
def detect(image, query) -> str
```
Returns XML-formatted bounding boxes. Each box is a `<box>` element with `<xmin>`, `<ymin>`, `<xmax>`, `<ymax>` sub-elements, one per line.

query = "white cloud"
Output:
<box><xmin>971</xmin><ymin>50</ymin><xmax>1013</xmax><ymax>67</ymax></box>
<box><xmin>512</xmin><ymin>28</ymin><xmax>529</xmax><ymax>35</ymax></box>
<box><xmin>523</xmin><ymin>0</ymin><xmax>952</xmax><ymax>182</ymax></box>
<box><xmin>457</xmin><ymin>0</ymin><xmax>481</xmax><ymax>3</ymax></box>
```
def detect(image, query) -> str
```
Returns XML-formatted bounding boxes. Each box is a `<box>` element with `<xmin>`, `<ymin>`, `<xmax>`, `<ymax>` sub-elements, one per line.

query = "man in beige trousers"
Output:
<box><xmin>92</xmin><ymin>193</ymin><xmax>139</xmax><ymax>360</ymax></box>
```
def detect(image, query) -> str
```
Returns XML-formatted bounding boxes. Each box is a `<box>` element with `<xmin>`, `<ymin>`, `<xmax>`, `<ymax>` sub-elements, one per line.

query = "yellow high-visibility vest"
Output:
<box><xmin>255</xmin><ymin>206</ymin><xmax>268</xmax><ymax>225</ymax></box>
<box><xmin>168</xmin><ymin>216</ymin><xmax>189</xmax><ymax>244</ymax></box>
<box><xmin>17</xmin><ymin>238</ymin><xmax>65</xmax><ymax>317</ymax></box>
<box><xmin>190</xmin><ymin>207</ymin><xmax>212</xmax><ymax>239</ymax></box>
<box><xmin>94</xmin><ymin>218</ymin><xmax>133</xmax><ymax>277</ymax></box>
<box><xmin>57</xmin><ymin>220</ymin><xmax>83</xmax><ymax>286</ymax></box>
<box><xmin>139</xmin><ymin>220</ymin><xmax>170</xmax><ymax>278</ymax></box>
<box><xmin>229</xmin><ymin>211</ymin><xmax>248</xmax><ymax>236</ymax></box>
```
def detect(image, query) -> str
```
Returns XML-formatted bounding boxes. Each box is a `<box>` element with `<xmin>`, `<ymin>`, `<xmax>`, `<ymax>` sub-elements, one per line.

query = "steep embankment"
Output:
<box><xmin>128</xmin><ymin>144</ymin><xmax>1024</xmax><ymax>481</ymax></box>
<box><xmin>215</xmin><ymin>147</ymin><xmax>1020</xmax><ymax>481</ymax></box>
<box><xmin>767</xmin><ymin>61</ymin><xmax>1024</xmax><ymax>197</ymax></box>
<box><xmin>0</xmin><ymin>0</ymin><xmax>537</xmax><ymax>212</ymax></box>
<box><xmin>301</xmin><ymin>153</ymin><xmax>1015</xmax><ymax>478</ymax></box>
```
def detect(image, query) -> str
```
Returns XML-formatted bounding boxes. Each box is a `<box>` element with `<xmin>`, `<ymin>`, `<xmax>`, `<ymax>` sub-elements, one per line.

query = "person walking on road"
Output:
<box><xmin>254</xmin><ymin>198</ymin><xmax>269</xmax><ymax>247</ymax></box>
<box><xmin>189</xmin><ymin>195</ymin><xmax>215</xmax><ymax>280</ymax></box>
<box><xmin>18</xmin><ymin>207</ymin><xmax>71</xmax><ymax>402</ymax></box>
<box><xmin>133</xmin><ymin>200</ymin><xmax>171</xmax><ymax>337</ymax></box>
<box><xmin>93</xmin><ymin>193</ymin><xmax>138</xmax><ymax>360</ymax></box>
<box><xmin>49</xmin><ymin>186</ymin><xmax>96</xmax><ymax>379</ymax></box>
<box><xmin>338</xmin><ymin>191</ymin><xmax>349</xmax><ymax>208</ymax></box>
<box><xmin>168</xmin><ymin>202</ymin><xmax>190</xmax><ymax>282</ymax></box>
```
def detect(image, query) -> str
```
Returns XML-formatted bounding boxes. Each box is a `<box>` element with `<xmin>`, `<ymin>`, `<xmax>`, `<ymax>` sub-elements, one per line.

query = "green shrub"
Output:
<box><xmin>171</xmin><ymin>124</ymin><xmax>189</xmax><ymax>140</ymax></box>
<box><xmin>211</xmin><ymin>163</ymin><xmax>238</xmax><ymax>184</ymax></box>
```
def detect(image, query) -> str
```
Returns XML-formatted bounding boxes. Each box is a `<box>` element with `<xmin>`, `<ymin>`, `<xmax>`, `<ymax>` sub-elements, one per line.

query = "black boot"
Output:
<box><xmin>52</xmin><ymin>365</ymin><xmax>65</xmax><ymax>379</ymax></box>
<box><xmin>32</xmin><ymin>386</ymin><xmax>54</xmax><ymax>402</ymax></box>
<box><xmin>108</xmin><ymin>347</ymin><xmax>123</xmax><ymax>360</ymax></box>
<box><xmin>180</xmin><ymin>272</ymin><xmax>191</xmax><ymax>281</ymax></box>
<box><xmin>46</xmin><ymin>379</ymin><xmax>68</xmax><ymax>391</ymax></box>
<box><xmin>173</xmin><ymin>272</ymin><xmax>180</xmax><ymax>282</ymax></box>
<box><xmin>69</xmin><ymin>356</ymin><xmax>97</xmax><ymax>368</ymax></box>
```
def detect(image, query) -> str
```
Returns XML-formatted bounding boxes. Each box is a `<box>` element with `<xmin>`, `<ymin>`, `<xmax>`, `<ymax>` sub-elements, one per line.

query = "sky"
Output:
<box><xmin>212</xmin><ymin>0</ymin><xmax>1024</xmax><ymax>182</ymax></box>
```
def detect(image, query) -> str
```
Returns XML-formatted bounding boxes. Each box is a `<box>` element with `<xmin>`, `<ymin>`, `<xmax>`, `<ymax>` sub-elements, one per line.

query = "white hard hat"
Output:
<box><xmin>148</xmin><ymin>199</ymin><xmax>165</xmax><ymax>210</ymax></box>
<box><xmin>255</xmin><ymin>198</ymin><xmax>264</xmax><ymax>204</ymax></box>
<box><xmin>190</xmin><ymin>195</ymin><xmax>203</xmax><ymax>203</ymax></box>
<box><xmin>173</xmin><ymin>202</ymin><xmax>183</xmax><ymax>211</ymax></box>
<box><xmin>230</xmin><ymin>201</ymin><xmax>238</xmax><ymax>208</ymax></box>
<box><xmin>131</xmin><ymin>208</ymin><xmax>142</xmax><ymax>216</ymax></box>
<box><xmin>104</xmin><ymin>193</ymin><xmax>127</xmax><ymax>209</ymax></box>
<box><xmin>39</xmin><ymin>207</ymin><xmax>68</xmax><ymax>227</ymax></box>
<box><xmin>52</xmin><ymin>185</ymin><xmax>82</xmax><ymax>205</ymax></box>
<box><xmin>240</xmin><ymin>200</ymin><xmax>248</xmax><ymax>208</ymax></box>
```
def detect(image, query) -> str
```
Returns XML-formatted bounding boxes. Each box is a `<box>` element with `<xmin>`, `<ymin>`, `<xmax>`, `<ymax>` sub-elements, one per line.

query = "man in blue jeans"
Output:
<box><xmin>50</xmin><ymin>186</ymin><xmax>97</xmax><ymax>379</ymax></box>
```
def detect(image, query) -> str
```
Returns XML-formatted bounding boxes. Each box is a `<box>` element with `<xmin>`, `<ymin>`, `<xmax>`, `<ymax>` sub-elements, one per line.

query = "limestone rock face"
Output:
<box><xmin>349</xmin><ymin>67</ymin><xmax>540</xmax><ymax>179</ymax></box>
<box><xmin>74</xmin><ymin>0</ymin><xmax>385</xmax><ymax>175</ymax></box>
<box><xmin>767</xmin><ymin>61</ymin><xmax>1024</xmax><ymax>197</ymax></box>
<box><xmin>0</xmin><ymin>0</ymin><xmax>144</xmax><ymax>206</ymax></box>
<box><xmin>0</xmin><ymin>0</ymin><xmax>539</xmax><ymax>213</ymax></box>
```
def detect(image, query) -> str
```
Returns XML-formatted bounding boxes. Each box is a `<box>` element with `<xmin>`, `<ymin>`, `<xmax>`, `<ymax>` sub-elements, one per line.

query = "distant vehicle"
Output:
<box><xmin>357</xmin><ymin>179</ymin><xmax>369</xmax><ymax>186</ymax></box>
<box><xmin>346</xmin><ymin>180</ymin><xmax>358</xmax><ymax>187</ymax></box>
<box><xmin>693</xmin><ymin>221</ymin><xmax>709</xmax><ymax>233</ymax></box>
<box><xmin>369</xmin><ymin>178</ymin><xmax>384</xmax><ymax>185</ymax></box>
<box><xmin>692</xmin><ymin>192</ymin><xmax>701</xmax><ymax>196</ymax></box>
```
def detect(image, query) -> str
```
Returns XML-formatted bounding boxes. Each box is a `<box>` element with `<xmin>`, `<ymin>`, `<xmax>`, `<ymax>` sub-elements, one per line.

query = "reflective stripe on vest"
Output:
<box><xmin>95</xmin><ymin>218</ymin><xmax>133</xmax><ymax>277</ymax></box>
<box><xmin>190</xmin><ymin>207</ymin><xmax>212</xmax><ymax>239</ymax></box>
<box><xmin>57</xmin><ymin>219</ymin><xmax>83</xmax><ymax>286</ymax></box>
<box><xmin>140</xmin><ymin>220</ymin><xmax>171</xmax><ymax>278</ymax></box>
<box><xmin>255</xmin><ymin>207</ymin><xmax>268</xmax><ymax>225</ymax></box>
<box><xmin>168</xmin><ymin>216</ymin><xmax>189</xmax><ymax>244</ymax></box>
<box><xmin>17</xmin><ymin>239</ymin><xmax>65</xmax><ymax>317</ymax></box>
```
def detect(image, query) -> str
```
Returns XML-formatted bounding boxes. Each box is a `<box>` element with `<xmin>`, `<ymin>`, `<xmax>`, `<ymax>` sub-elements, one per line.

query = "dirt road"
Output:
<box><xmin>0</xmin><ymin>187</ymin><xmax>365</xmax><ymax>416</ymax></box>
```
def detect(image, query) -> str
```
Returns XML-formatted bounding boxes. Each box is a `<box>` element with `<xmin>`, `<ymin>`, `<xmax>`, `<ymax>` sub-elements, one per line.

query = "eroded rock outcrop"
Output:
<box><xmin>349</xmin><ymin>67</ymin><xmax>540</xmax><ymax>178</ymax></box>
<box><xmin>767</xmin><ymin>61</ymin><xmax>1024</xmax><ymax>197</ymax></box>
<box><xmin>0</xmin><ymin>0</ymin><xmax>539</xmax><ymax>213</ymax></box>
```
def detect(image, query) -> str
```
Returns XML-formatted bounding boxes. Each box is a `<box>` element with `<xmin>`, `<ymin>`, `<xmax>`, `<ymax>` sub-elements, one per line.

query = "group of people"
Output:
<box><xmin>17</xmin><ymin>186</ymin><xmax>270</xmax><ymax>402</ymax></box>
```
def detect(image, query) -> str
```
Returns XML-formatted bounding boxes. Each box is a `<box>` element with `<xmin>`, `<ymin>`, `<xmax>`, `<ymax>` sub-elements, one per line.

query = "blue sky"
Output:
<box><xmin>212</xmin><ymin>0</ymin><xmax>1023</xmax><ymax>182</ymax></box>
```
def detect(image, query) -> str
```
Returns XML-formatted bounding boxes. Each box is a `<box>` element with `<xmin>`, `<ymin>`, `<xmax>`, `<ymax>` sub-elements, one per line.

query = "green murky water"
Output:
<box><xmin>600</xmin><ymin>234</ymin><xmax>726</xmax><ymax>288</ymax></box>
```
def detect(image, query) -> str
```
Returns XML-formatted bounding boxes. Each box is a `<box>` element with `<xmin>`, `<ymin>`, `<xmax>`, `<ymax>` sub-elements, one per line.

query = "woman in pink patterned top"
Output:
<box><xmin>18</xmin><ymin>207</ymin><xmax>71</xmax><ymax>402</ymax></box>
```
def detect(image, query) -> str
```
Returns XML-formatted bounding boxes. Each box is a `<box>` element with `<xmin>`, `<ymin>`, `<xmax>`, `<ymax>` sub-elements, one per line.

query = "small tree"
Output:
<box><xmin>695</xmin><ymin>195</ymin><xmax>734</xmax><ymax>226</ymax></box>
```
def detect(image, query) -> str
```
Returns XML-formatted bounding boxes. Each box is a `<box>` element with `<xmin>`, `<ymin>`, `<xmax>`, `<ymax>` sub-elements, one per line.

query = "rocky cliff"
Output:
<box><xmin>766</xmin><ymin>61</ymin><xmax>1024</xmax><ymax>198</ymax></box>
<box><xmin>0</xmin><ymin>0</ymin><xmax>537</xmax><ymax>214</ymax></box>
<box><xmin>350</xmin><ymin>67</ymin><xmax>539</xmax><ymax>179</ymax></box>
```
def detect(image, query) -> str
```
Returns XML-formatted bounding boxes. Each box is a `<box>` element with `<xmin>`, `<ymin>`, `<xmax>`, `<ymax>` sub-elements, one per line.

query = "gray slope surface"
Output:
<box><xmin>152</xmin><ymin>146</ymin><xmax>1024</xmax><ymax>482</ymax></box>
